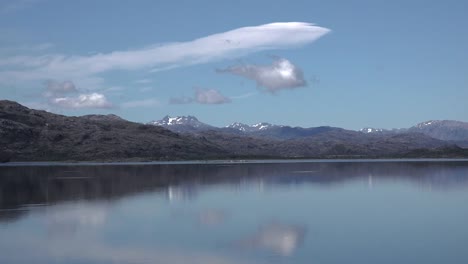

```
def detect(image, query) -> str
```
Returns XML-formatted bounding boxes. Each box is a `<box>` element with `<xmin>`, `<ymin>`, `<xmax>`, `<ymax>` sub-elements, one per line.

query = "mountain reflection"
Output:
<box><xmin>1</xmin><ymin>161</ymin><xmax>468</xmax><ymax>222</ymax></box>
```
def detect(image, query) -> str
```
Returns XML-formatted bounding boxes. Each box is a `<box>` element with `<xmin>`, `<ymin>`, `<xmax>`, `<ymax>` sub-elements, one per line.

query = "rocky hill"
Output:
<box><xmin>1</xmin><ymin>101</ymin><xmax>467</xmax><ymax>162</ymax></box>
<box><xmin>0</xmin><ymin>100</ymin><xmax>228</xmax><ymax>162</ymax></box>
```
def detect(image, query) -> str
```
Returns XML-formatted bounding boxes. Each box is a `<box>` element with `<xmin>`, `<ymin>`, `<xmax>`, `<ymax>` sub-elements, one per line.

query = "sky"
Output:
<box><xmin>0</xmin><ymin>0</ymin><xmax>467</xmax><ymax>130</ymax></box>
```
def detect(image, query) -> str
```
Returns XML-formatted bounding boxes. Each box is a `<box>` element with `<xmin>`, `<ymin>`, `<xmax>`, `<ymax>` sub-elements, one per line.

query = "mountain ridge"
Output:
<box><xmin>148</xmin><ymin>115</ymin><xmax>468</xmax><ymax>142</ymax></box>
<box><xmin>1</xmin><ymin>100</ymin><xmax>467</xmax><ymax>162</ymax></box>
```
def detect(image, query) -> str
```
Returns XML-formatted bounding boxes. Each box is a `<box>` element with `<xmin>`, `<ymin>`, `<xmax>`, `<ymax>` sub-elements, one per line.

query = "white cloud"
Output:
<box><xmin>195</xmin><ymin>88</ymin><xmax>231</xmax><ymax>104</ymax></box>
<box><xmin>218</xmin><ymin>58</ymin><xmax>307</xmax><ymax>92</ymax></box>
<box><xmin>50</xmin><ymin>93</ymin><xmax>112</xmax><ymax>109</ymax></box>
<box><xmin>121</xmin><ymin>98</ymin><xmax>160</xmax><ymax>108</ymax></box>
<box><xmin>0</xmin><ymin>22</ymin><xmax>330</xmax><ymax>86</ymax></box>
<box><xmin>30</xmin><ymin>80</ymin><xmax>114</xmax><ymax>110</ymax></box>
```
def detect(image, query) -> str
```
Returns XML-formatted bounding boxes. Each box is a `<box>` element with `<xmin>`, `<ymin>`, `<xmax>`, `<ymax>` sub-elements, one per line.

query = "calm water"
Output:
<box><xmin>1</xmin><ymin>160</ymin><xmax>468</xmax><ymax>264</ymax></box>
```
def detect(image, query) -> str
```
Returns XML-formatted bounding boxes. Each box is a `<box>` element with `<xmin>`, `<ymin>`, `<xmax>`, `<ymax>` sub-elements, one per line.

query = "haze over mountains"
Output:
<box><xmin>1</xmin><ymin>100</ymin><xmax>468</xmax><ymax>162</ymax></box>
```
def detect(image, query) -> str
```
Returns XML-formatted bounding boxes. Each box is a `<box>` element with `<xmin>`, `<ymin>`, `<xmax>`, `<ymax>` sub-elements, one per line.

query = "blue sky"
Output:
<box><xmin>0</xmin><ymin>0</ymin><xmax>467</xmax><ymax>130</ymax></box>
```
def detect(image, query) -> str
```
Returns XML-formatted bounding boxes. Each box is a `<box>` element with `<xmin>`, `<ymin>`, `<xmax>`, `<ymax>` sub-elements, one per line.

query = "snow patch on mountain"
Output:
<box><xmin>149</xmin><ymin>115</ymin><xmax>205</xmax><ymax>127</ymax></box>
<box><xmin>226</xmin><ymin>122</ymin><xmax>279</xmax><ymax>132</ymax></box>
<box><xmin>359</xmin><ymin>127</ymin><xmax>384</xmax><ymax>133</ymax></box>
<box><xmin>415</xmin><ymin>120</ymin><xmax>442</xmax><ymax>129</ymax></box>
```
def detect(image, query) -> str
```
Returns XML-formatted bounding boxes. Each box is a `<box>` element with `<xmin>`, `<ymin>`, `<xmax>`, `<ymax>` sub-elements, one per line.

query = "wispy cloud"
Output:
<box><xmin>170</xmin><ymin>88</ymin><xmax>231</xmax><ymax>105</ymax></box>
<box><xmin>230</xmin><ymin>92</ymin><xmax>257</xmax><ymax>99</ymax></box>
<box><xmin>0</xmin><ymin>43</ymin><xmax>53</xmax><ymax>55</ymax></box>
<box><xmin>195</xmin><ymin>88</ymin><xmax>231</xmax><ymax>104</ymax></box>
<box><xmin>0</xmin><ymin>0</ymin><xmax>43</xmax><ymax>14</ymax></box>
<box><xmin>121</xmin><ymin>98</ymin><xmax>160</xmax><ymax>108</ymax></box>
<box><xmin>0</xmin><ymin>22</ymin><xmax>330</xmax><ymax>88</ymax></box>
<box><xmin>135</xmin><ymin>79</ymin><xmax>152</xmax><ymax>84</ymax></box>
<box><xmin>169</xmin><ymin>96</ymin><xmax>193</xmax><ymax>105</ymax></box>
<box><xmin>43</xmin><ymin>80</ymin><xmax>78</xmax><ymax>98</ymax></box>
<box><xmin>139</xmin><ymin>87</ymin><xmax>153</xmax><ymax>93</ymax></box>
<box><xmin>217</xmin><ymin>58</ymin><xmax>307</xmax><ymax>93</ymax></box>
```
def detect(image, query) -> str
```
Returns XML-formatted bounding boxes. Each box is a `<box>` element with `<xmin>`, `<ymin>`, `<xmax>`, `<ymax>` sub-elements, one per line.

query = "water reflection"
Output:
<box><xmin>0</xmin><ymin>233</ymin><xmax>262</xmax><ymax>264</ymax></box>
<box><xmin>166</xmin><ymin>185</ymin><xmax>198</xmax><ymax>202</ymax></box>
<box><xmin>197</xmin><ymin>209</ymin><xmax>227</xmax><ymax>226</ymax></box>
<box><xmin>238</xmin><ymin>222</ymin><xmax>306</xmax><ymax>256</ymax></box>
<box><xmin>0</xmin><ymin>160</ymin><xmax>468</xmax><ymax>264</ymax></box>
<box><xmin>1</xmin><ymin>161</ymin><xmax>468</xmax><ymax>218</ymax></box>
<box><xmin>46</xmin><ymin>203</ymin><xmax>108</xmax><ymax>237</ymax></box>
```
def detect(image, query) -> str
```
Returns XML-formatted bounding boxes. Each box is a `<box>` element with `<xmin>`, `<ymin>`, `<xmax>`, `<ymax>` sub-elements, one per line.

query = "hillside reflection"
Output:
<box><xmin>1</xmin><ymin>161</ymin><xmax>468</xmax><ymax>222</ymax></box>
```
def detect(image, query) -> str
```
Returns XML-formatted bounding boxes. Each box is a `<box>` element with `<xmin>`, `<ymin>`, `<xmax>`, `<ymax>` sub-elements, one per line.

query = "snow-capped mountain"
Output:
<box><xmin>409</xmin><ymin>120</ymin><xmax>468</xmax><ymax>141</ymax></box>
<box><xmin>148</xmin><ymin>115</ymin><xmax>214</xmax><ymax>132</ymax></box>
<box><xmin>359</xmin><ymin>127</ymin><xmax>385</xmax><ymax>134</ymax></box>
<box><xmin>226</xmin><ymin>122</ymin><xmax>253</xmax><ymax>132</ymax></box>
<box><xmin>149</xmin><ymin>115</ymin><xmax>203</xmax><ymax>127</ymax></box>
<box><xmin>414</xmin><ymin>120</ymin><xmax>441</xmax><ymax>129</ymax></box>
<box><xmin>149</xmin><ymin>115</ymin><xmax>468</xmax><ymax>145</ymax></box>
<box><xmin>359</xmin><ymin>120</ymin><xmax>468</xmax><ymax>143</ymax></box>
<box><xmin>252</xmin><ymin>122</ymin><xmax>276</xmax><ymax>130</ymax></box>
<box><xmin>226</xmin><ymin>122</ymin><xmax>278</xmax><ymax>132</ymax></box>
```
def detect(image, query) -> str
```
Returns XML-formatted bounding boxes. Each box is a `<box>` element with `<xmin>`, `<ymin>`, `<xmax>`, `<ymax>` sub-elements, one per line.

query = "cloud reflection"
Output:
<box><xmin>0</xmin><ymin>234</ymin><xmax>261</xmax><ymax>264</ymax></box>
<box><xmin>197</xmin><ymin>209</ymin><xmax>227</xmax><ymax>226</ymax></box>
<box><xmin>46</xmin><ymin>203</ymin><xmax>108</xmax><ymax>237</ymax></box>
<box><xmin>237</xmin><ymin>222</ymin><xmax>307</xmax><ymax>256</ymax></box>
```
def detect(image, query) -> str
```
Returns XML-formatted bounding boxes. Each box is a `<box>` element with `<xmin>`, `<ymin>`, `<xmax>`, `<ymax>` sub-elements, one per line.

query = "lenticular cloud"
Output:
<box><xmin>0</xmin><ymin>22</ymin><xmax>330</xmax><ymax>83</ymax></box>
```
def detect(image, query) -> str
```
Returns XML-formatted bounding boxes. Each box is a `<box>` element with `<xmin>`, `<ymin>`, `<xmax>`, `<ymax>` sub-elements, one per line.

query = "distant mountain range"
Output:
<box><xmin>148</xmin><ymin>115</ymin><xmax>215</xmax><ymax>132</ymax></box>
<box><xmin>359</xmin><ymin>120</ymin><xmax>468</xmax><ymax>146</ymax></box>
<box><xmin>1</xmin><ymin>100</ymin><xmax>467</xmax><ymax>162</ymax></box>
<box><xmin>149</xmin><ymin>115</ymin><xmax>468</xmax><ymax>144</ymax></box>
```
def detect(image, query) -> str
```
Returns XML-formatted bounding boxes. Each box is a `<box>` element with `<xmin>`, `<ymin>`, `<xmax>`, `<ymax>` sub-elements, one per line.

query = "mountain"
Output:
<box><xmin>197</xmin><ymin>129</ymin><xmax>465</xmax><ymax>159</ymax></box>
<box><xmin>250</xmin><ymin>122</ymin><xmax>276</xmax><ymax>131</ymax></box>
<box><xmin>0</xmin><ymin>101</ymin><xmax>229</xmax><ymax>162</ymax></box>
<box><xmin>1</xmin><ymin>100</ymin><xmax>467</xmax><ymax>162</ymax></box>
<box><xmin>250</xmin><ymin>126</ymin><xmax>345</xmax><ymax>140</ymax></box>
<box><xmin>149</xmin><ymin>115</ymin><xmax>468</xmax><ymax>148</ymax></box>
<box><xmin>359</xmin><ymin>127</ymin><xmax>385</xmax><ymax>133</ymax></box>
<box><xmin>154</xmin><ymin>117</ymin><xmax>347</xmax><ymax>140</ymax></box>
<box><xmin>360</xmin><ymin>120</ymin><xmax>468</xmax><ymax>146</ymax></box>
<box><xmin>148</xmin><ymin>115</ymin><xmax>215</xmax><ymax>133</ymax></box>
<box><xmin>82</xmin><ymin>114</ymin><xmax>124</xmax><ymax>122</ymax></box>
<box><xmin>226</xmin><ymin>122</ymin><xmax>278</xmax><ymax>133</ymax></box>
<box><xmin>408</xmin><ymin>120</ymin><xmax>468</xmax><ymax>142</ymax></box>
<box><xmin>225</xmin><ymin>122</ymin><xmax>253</xmax><ymax>132</ymax></box>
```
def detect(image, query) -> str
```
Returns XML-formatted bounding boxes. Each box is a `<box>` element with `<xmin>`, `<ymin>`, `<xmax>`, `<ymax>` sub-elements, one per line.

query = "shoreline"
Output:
<box><xmin>2</xmin><ymin>158</ymin><xmax>468</xmax><ymax>167</ymax></box>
